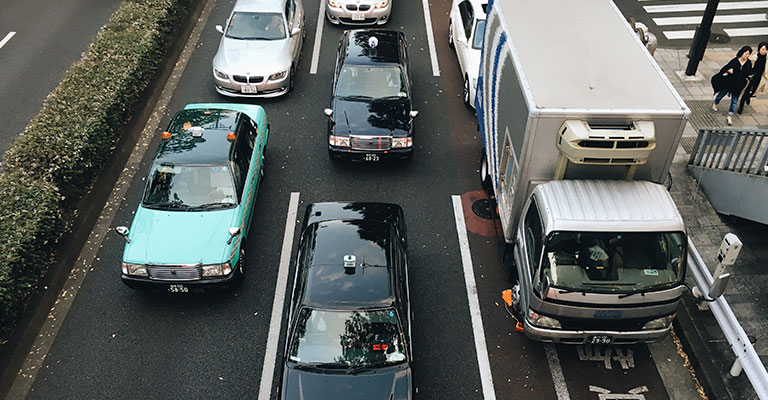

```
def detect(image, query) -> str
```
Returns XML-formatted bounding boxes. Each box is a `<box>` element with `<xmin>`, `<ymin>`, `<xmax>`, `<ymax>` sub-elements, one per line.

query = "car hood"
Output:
<box><xmin>122</xmin><ymin>206</ymin><xmax>238</xmax><ymax>265</ymax></box>
<box><xmin>281</xmin><ymin>364</ymin><xmax>411</xmax><ymax>400</ymax></box>
<box><xmin>214</xmin><ymin>37</ymin><xmax>292</xmax><ymax>76</ymax></box>
<box><xmin>332</xmin><ymin>98</ymin><xmax>411</xmax><ymax>137</ymax></box>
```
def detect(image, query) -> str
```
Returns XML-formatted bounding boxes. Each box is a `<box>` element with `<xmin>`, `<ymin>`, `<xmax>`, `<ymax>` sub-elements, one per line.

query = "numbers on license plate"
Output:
<box><xmin>168</xmin><ymin>284</ymin><xmax>188</xmax><ymax>293</ymax></box>
<box><xmin>363</xmin><ymin>154</ymin><xmax>379</xmax><ymax>162</ymax></box>
<box><xmin>241</xmin><ymin>86</ymin><xmax>258</xmax><ymax>94</ymax></box>
<box><xmin>588</xmin><ymin>335</ymin><xmax>612</xmax><ymax>344</ymax></box>
<box><xmin>352</xmin><ymin>13</ymin><xmax>365</xmax><ymax>21</ymax></box>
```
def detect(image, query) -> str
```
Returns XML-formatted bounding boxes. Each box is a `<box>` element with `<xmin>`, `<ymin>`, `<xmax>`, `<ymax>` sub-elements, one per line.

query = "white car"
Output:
<box><xmin>448</xmin><ymin>0</ymin><xmax>486</xmax><ymax>109</ymax></box>
<box><xmin>212</xmin><ymin>0</ymin><xmax>304</xmax><ymax>97</ymax></box>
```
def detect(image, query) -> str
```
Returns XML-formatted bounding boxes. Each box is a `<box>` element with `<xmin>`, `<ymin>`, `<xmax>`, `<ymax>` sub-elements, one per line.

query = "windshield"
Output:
<box><xmin>289</xmin><ymin>308</ymin><xmax>407</xmax><ymax>368</ymax></box>
<box><xmin>541</xmin><ymin>231</ymin><xmax>685</xmax><ymax>293</ymax></box>
<box><xmin>472</xmin><ymin>19</ymin><xmax>486</xmax><ymax>49</ymax></box>
<box><xmin>226</xmin><ymin>12</ymin><xmax>286</xmax><ymax>40</ymax></box>
<box><xmin>142</xmin><ymin>163</ymin><xmax>237</xmax><ymax>210</ymax></box>
<box><xmin>336</xmin><ymin>66</ymin><xmax>406</xmax><ymax>100</ymax></box>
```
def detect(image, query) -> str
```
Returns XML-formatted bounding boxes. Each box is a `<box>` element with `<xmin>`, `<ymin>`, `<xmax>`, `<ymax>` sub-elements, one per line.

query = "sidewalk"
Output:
<box><xmin>656</xmin><ymin>47</ymin><xmax>768</xmax><ymax>400</ymax></box>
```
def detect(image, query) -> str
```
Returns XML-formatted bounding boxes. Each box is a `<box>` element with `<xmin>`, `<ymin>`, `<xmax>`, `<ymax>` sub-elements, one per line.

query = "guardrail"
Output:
<box><xmin>687</xmin><ymin>238</ymin><xmax>768</xmax><ymax>399</ymax></box>
<box><xmin>689</xmin><ymin>128</ymin><xmax>768</xmax><ymax>175</ymax></box>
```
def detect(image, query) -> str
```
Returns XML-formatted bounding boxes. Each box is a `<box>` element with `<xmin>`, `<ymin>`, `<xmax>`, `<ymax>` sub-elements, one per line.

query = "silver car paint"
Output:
<box><xmin>326</xmin><ymin>0</ymin><xmax>391</xmax><ymax>25</ymax></box>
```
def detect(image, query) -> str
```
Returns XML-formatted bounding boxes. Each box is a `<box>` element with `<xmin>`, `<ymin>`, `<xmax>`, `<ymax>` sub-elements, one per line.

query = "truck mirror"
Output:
<box><xmin>709</xmin><ymin>273</ymin><xmax>731</xmax><ymax>299</ymax></box>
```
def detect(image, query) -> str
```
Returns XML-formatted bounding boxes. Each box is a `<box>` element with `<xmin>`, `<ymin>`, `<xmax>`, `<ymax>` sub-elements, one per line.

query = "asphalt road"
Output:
<box><xmin>0</xmin><ymin>0</ymin><xmax>123</xmax><ymax>164</ymax></box>
<box><xmin>11</xmin><ymin>0</ymin><xmax>700</xmax><ymax>399</ymax></box>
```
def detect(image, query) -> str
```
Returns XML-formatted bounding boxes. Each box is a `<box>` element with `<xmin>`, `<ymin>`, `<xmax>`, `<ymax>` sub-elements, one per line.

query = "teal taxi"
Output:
<box><xmin>115</xmin><ymin>103</ymin><xmax>268</xmax><ymax>292</ymax></box>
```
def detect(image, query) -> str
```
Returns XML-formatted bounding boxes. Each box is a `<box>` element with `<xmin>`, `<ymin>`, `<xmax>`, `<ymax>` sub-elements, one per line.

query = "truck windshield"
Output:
<box><xmin>541</xmin><ymin>231</ymin><xmax>685</xmax><ymax>293</ymax></box>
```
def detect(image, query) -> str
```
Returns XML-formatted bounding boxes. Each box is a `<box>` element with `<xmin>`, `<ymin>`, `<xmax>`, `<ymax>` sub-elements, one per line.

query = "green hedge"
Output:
<box><xmin>0</xmin><ymin>0</ymin><xmax>193</xmax><ymax>332</ymax></box>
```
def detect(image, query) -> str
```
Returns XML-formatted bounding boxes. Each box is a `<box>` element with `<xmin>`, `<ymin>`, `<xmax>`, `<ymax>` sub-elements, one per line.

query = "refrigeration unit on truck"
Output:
<box><xmin>476</xmin><ymin>0</ymin><xmax>691</xmax><ymax>344</ymax></box>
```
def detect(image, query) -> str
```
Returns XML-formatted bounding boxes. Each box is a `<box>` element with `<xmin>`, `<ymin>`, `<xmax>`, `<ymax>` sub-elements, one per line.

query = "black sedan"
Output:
<box><xmin>280</xmin><ymin>202</ymin><xmax>413</xmax><ymax>400</ymax></box>
<box><xmin>324</xmin><ymin>30</ymin><xmax>418</xmax><ymax>162</ymax></box>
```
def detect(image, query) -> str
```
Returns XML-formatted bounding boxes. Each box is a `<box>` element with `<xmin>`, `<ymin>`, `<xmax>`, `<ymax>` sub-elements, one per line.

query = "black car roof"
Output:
<box><xmin>154</xmin><ymin>108</ymin><xmax>243</xmax><ymax>165</ymax></box>
<box><xmin>342</xmin><ymin>29</ymin><xmax>404</xmax><ymax>66</ymax></box>
<box><xmin>302</xmin><ymin>219</ymin><xmax>395</xmax><ymax>309</ymax></box>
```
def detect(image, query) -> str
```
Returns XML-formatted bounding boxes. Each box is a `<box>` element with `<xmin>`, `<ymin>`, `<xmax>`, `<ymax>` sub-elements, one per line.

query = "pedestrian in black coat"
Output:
<box><xmin>738</xmin><ymin>42</ymin><xmax>768</xmax><ymax>114</ymax></box>
<box><xmin>712</xmin><ymin>45</ymin><xmax>753</xmax><ymax>125</ymax></box>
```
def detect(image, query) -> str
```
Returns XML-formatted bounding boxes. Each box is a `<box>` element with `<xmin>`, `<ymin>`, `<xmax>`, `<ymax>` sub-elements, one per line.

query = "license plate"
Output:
<box><xmin>363</xmin><ymin>153</ymin><xmax>379</xmax><ymax>162</ymax></box>
<box><xmin>168</xmin><ymin>284</ymin><xmax>189</xmax><ymax>293</ymax></box>
<box><xmin>587</xmin><ymin>335</ymin><xmax>613</xmax><ymax>345</ymax></box>
<box><xmin>352</xmin><ymin>12</ymin><xmax>365</xmax><ymax>21</ymax></box>
<box><xmin>241</xmin><ymin>86</ymin><xmax>258</xmax><ymax>94</ymax></box>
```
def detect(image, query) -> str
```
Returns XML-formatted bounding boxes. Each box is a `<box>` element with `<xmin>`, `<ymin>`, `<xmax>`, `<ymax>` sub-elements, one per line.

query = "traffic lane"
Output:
<box><xmin>0</xmin><ymin>0</ymin><xmax>122</xmax><ymax>159</ymax></box>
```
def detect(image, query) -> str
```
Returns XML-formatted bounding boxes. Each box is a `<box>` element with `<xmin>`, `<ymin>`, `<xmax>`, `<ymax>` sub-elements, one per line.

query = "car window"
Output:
<box><xmin>143</xmin><ymin>163</ymin><xmax>237</xmax><ymax>210</ymax></box>
<box><xmin>472</xmin><ymin>19</ymin><xmax>486</xmax><ymax>49</ymax></box>
<box><xmin>336</xmin><ymin>66</ymin><xmax>407</xmax><ymax>99</ymax></box>
<box><xmin>458</xmin><ymin>1</ymin><xmax>474</xmax><ymax>40</ymax></box>
<box><xmin>231</xmin><ymin>133</ymin><xmax>251</xmax><ymax>200</ymax></box>
<box><xmin>523</xmin><ymin>200</ymin><xmax>543</xmax><ymax>277</ymax></box>
<box><xmin>284</xmin><ymin>0</ymin><xmax>295</xmax><ymax>28</ymax></box>
<box><xmin>226</xmin><ymin>12</ymin><xmax>286</xmax><ymax>40</ymax></box>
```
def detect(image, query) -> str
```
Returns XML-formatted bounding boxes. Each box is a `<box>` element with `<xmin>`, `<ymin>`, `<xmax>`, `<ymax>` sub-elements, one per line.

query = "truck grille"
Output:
<box><xmin>147</xmin><ymin>265</ymin><xmax>201</xmax><ymax>281</ymax></box>
<box><xmin>351</xmin><ymin>136</ymin><xmax>391</xmax><ymax>151</ymax></box>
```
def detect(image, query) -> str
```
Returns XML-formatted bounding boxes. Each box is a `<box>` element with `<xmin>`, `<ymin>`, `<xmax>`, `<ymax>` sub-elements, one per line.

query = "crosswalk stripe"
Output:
<box><xmin>654</xmin><ymin>13</ymin><xmax>767</xmax><ymax>26</ymax></box>
<box><xmin>663</xmin><ymin>30</ymin><xmax>696</xmax><ymax>39</ymax></box>
<box><xmin>724</xmin><ymin>26</ymin><xmax>768</xmax><ymax>36</ymax></box>
<box><xmin>645</xmin><ymin>1</ymin><xmax>768</xmax><ymax>13</ymax></box>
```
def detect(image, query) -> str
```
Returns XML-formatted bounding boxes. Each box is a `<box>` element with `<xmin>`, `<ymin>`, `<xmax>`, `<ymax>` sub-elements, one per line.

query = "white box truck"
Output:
<box><xmin>476</xmin><ymin>0</ymin><xmax>691</xmax><ymax>344</ymax></box>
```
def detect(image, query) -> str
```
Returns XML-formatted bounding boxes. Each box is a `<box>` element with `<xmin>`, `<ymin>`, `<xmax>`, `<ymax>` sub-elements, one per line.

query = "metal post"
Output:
<box><xmin>686</xmin><ymin>0</ymin><xmax>720</xmax><ymax>76</ymax></box>
<box><xmin>731</xmin><ymin>335</ymin><xmax>758</xmax><ymax>377</ymax></box>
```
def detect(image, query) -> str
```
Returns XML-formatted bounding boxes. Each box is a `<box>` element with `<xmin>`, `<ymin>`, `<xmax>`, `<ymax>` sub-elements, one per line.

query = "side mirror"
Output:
<box><xmin>291</xmin><ymin>26</ymin><xmax>301</xmax><ymax>37</ymax></box>
<box><xmin>709</xmin><ymin>273</ymin><xmax>731</xmax><ymax>299</ymax></box>
<box><xmin>409</xmin><ymin>110</ymin><xmax>419</xmax><ymax>118</ymax></box>
<box><xmin>216</xmin><ymin>25</ymin><xmax>224</xmax><ymax>34</ymax></box>
<box><xmin>324</xmin><ymin>108</ymin><xmax>333</xmax><ymax>117</ymax></box>
<box><xmin>115</xmin><ymin>226</ymin><xmax>130</xmax><ymax>243</ymax></box>
<box><xmin>227</xmin><ymin>227</ymin><xmax>241</xmax><ymax>245</ymax></box>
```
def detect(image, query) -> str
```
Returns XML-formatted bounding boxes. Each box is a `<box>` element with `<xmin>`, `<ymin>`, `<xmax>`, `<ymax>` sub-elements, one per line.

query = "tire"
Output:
<box><xmin>448</xmin><ymin>19</ymin><xmax>455</xmax><ymax>49</ymax></box>
<box><xmin>229</xmin><ymin>247</ymin><xmax>246</xmax><ymax>289</ymax></box>
<box><xmin>287</xmin><ymin>65</ymin><xmax>296</xmax><ymax>94</ymax></box>
<box><xmin>480</xmin><ymin>151</ymin><xmax>492</xmax><ymax>192</ymax></box>
<box><xmin>463</xmin><ymin>75</ymin><xmax>471</xmax><ymax>108</ymax></box>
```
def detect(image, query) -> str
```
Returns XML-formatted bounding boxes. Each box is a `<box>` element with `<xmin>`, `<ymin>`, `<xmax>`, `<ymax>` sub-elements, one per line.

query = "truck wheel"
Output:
<box><xmin>480</xmin><ymin>152</ymin><xmax>492</xmax><ymax>192</ymax></box>
<box><xmin>448</xmin><ymin>19</ymin><xmax>455</xmax><ymax>49</ymax></box>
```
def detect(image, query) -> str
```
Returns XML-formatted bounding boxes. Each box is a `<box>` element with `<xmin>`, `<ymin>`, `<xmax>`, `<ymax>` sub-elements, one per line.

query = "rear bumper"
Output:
<box><xmin>328</xmin><ymin>146</ymin><xmax>412</xmax><ymax>161</ymax></box>
<box><xmin>121</xmin><ymin>269</ymin><xmax>241</xmax><ymax>292</ymax></box>
<box><xmin>523</xmin><ymin>320</ymin><xmax>671</xmax><ymax>345</ymax></box>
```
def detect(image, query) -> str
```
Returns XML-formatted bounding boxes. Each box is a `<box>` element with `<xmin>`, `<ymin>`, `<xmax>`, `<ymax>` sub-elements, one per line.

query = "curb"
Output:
<box><xmin>0</xmin><ymin>1</ymin><xmax>206</xmax><ymax>397</ymax></box>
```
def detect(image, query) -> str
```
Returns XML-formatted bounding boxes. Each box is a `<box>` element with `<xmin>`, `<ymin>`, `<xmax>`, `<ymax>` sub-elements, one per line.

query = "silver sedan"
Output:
<box><xmin>212</xmin><ymin>0</ymin><xmax>304</xmax><ymax>98</ymax></box>
<box><xmin>326</xmin><ymin>0</ymin><xmax>391</xmax><ymax>25</ymax></box>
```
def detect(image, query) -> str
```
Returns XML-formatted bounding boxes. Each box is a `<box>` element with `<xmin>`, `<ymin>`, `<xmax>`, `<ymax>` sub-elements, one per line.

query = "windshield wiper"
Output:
<box><xmin>340</xmin><ymin>95</ymin><xmax>373</xmax><ymax>101</ymax></box>
<box><xmin>375</xmin><ymin>95</ymin><xmax>406</xmax><ymax>101</ymax></box>
<box><xmin>618</xmin><ymin>291</ymin><xmax>646</xmax><ymax>299</ymax></box>
<box><xmin>144</xmin><ymin>201</ymin><xmax>189</xmax><ymax>210</ymax></box>
<box><xmin>293</xmin><ymin>362</ymin><xmax>347</xmax><ymax>371</ymax></box>
<box><xmin>188</xmin><ymin>202</ymin><xmax>234</xmax><ymax>210</ymax></box>
<box><xmin>346</xmin><ymin>360</ymin><xmax>399</xmax><ymax>375</ymax></box>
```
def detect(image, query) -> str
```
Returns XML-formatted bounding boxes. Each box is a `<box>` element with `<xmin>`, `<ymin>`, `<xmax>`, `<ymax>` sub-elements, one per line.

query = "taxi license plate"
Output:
<box><xmin>241</xmin><ymin>86</ymin><xmax>258</xmax><ymax>94</ymax></box>
<box><xmin>352</xmin><ymin>12</ymin><xmax>365</xmax><ymax>21</ymax></box>
<box><xmin>587</xmin><ymin>335</ymin><xmax>613</xmax><ymax>345</ymax></box>
<box><xmin>168</xmin><ymin>284</ymin><xmax>189</xmax><ymax>293</ymax></box>
<box><xmin>363</xmin><ymin>154</ymin><xmax>379</xmax><ymax>162</ymax></box>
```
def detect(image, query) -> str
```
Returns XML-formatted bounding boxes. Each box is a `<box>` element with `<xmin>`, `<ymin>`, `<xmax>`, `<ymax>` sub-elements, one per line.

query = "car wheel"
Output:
<box><xmin>463</xmin><ymin>75</ymin><xmax>471</xmax><ymax>108</ymax></box>
<box><xmin>480</xmin><ymin>151</ymin><xmax>492</xmax><ymax>193</ymax></box>
<box><xmin>448</xmin><ymin>19</ymin><xmax>455</xmax><ymax>49</ymax></box>
<box><xmin>288</xmin><ymin>65</ymin><xmax>296</xmax><ymax>94</ymax></box>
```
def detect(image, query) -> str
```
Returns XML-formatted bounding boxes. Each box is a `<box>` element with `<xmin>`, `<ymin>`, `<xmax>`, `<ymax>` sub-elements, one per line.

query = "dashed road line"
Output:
<box><xmin>257</xmin><ymin>192</ymin><xmax>300</xmax><ymax>400</ymax></box>
<box><xmin>4</xmin><ymin>0</ymin><xmax>217</xmax><ymax>397</ymax></box>
<box><xmin>0</xmin><ymin>32</ymin><xmax>16</xmax><ymax>50</ymax></box>
<box><xmin>422</xmin><ymin>0</ymin><xmax>440</xmax><ymax>76</ymax></box>
<box><xmin>309</xmin><ymin>0</ymin><xmax>325</xmax><ymax>74</ymax></box>
<box><xmin>451</xmin><ymin>195</ymin><xmax>495</xmax><ymax>400</ymax></box>
<box><xmin>545</xmin><ymin>344</ymin><xmax>571</xmax><ymax>400</ymax></box>
<box><xmin>644</xmin><ymin>1</ymin><xmax>768</xmax><ymax>13</ymax></box>
<box><xmin>653</xmin><ymin>13</ymin><xmax>767</xmax><ymax>26</ymax></box>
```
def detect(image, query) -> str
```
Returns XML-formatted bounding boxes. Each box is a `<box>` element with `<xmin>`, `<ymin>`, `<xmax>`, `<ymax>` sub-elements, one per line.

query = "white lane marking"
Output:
<box><xmin>654</xmin><ymin>13</ymin><xmax>767</xmax><ymax>26</ymax></box>
<box><xmin>451</xmin><ymin>195</ymin><xmax>495</xmax><ymax>400</ymax></box>
<box><xmin>257</xmin><ymin>192</ymin><xmax>300</xmax><ymax>400</ymax></box>
<box><xmin>309</xmin><ymin>0</ymin><xmax>325</xmax><ymax>74</ymax></box>
<box><xmin>664</xmin><ymin>30</ymin><xmax>696</xmax><ymax>40</ymax></box>
<box><xmin>0</xmin><ymin>31</ymin><xmax>16</xmax><ymax>49</ymax></box>
<box><xmin>4</xmin><ymin>0</ymin><xmax>218</xmax><ymax>397</ymax></box>
<box><xmin>645</xmin><ymin>1</ymin><xmax>768</xmax><ymax>13</ymax></box>
<box><xmin>725</xmin><ymin>26</ymin><xmax>768</xmax><ymax>36</ymax></box>
<box><xmin>422</xmin><ymin>0</ymin><xmax>440</xmax><ymax>76</ymax></box>
<box><xmin>544</xmin><ymin>344</ymin><xmax>571</xmax><ymax>400</ymax></box>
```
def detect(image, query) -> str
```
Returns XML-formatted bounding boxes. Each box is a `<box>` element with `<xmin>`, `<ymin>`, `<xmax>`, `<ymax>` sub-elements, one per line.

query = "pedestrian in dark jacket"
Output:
<box><xmin>738</xmin><ymin>42</ymin><xmax>768</xmax><ymax>114</ymax></box>
<box><xmin>712</xmin><ymin>45</ymin><xmax>753</xmax><ymax>125</ymax></box>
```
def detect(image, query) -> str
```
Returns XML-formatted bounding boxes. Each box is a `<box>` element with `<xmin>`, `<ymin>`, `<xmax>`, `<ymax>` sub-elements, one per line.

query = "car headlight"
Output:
<box><xmin>391</xmin><ymin>137</ymin><xmax>412</xmax><ymax>148</ymax></box>
<box><xmin>214</xmin><ymin>68</ymin><xmax>229</xmax><ymax>80</ymax></box>
<box><xmin>642</xmin><ymin>314</ymin><xmax>675</xmax><ymax>330</ymax></box>
<box><xmin>375</xmin><ymin>0</ymin><xmax>389</xmax><ymax>8</ymax></box>
<box><xmin>328</xmin><ymin>0</ymin><xmax>341</xmax><ymax>8</ymax></box>
<box><xmin>269</xmin><ymin>70</ymin><xmax>288</xmax><ymax>81</ymax></box>
<box><xmin>122</xmin><ymin>263</ymin><xmax>148</xmax><ymax>276</ymax></box>
<box><xmin>202</xmin><ymin>262</ymin><xmax>233</xmax><ymax>277</ymax></box>
<box><xmin>329</xmin><ymin>135</ymin><xmax>350</xmax><ymax>147</ymax></box>
<box><xmin>526</xmin><ymin>310</ymin><xmax>562</xmax><ymax>329</ymax></box>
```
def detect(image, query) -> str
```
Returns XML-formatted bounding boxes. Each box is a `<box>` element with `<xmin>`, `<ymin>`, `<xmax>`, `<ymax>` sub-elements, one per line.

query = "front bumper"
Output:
<box><xmin>522</xmin><ymin>319</ymin><xmax>671</xmax><ymax>345</ymax></box>
<box><xmin>328</xmin><ymin>145</ymin><xmax>413</xmax><ymax>161</ymax></box>
<box><xmin>326</xmin><ymin>4</ymin><xmax>391</xmax><ymax>25</ymax></box>
<box><xmin>121</xmin><ymin>269</ymin><xmax>241</xmax><ymax>292</ymax></box>
<box><xmin>214</xmin><ymin>72</ymin><xmax>290</xmax><ymax>98</ymax></box>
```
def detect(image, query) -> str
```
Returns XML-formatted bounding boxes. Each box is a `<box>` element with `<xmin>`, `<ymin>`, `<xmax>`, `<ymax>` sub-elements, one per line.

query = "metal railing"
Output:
<box><xmin>689</xmin><ymin>128</ymin><xmax>768</xmax><ymax>175</ymax></box>
<box><xmin>687</xmin><ymin>238</ymin><xmax>768</xmax><ymax>399</ymax></box>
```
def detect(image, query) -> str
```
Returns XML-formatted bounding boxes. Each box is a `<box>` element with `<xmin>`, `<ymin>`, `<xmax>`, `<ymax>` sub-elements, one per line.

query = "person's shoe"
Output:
<box><xmin>738</xmin><ymin>108</ymin><xmax>744</xmax><ymax>115</ymax></box>
<box><xmin>712</xmin><ymin>103</ymin><xmax>718</xmax><ymax>112</ymax></box>
<box><xmin>747</xmin><ymin>97</ymin><xmax>751</xmax><ymax>105</ymax></box>
<box><xmin>727</xmin><ymin>115</ymin><xmax>733</xmax><ymax>125</ymax></box>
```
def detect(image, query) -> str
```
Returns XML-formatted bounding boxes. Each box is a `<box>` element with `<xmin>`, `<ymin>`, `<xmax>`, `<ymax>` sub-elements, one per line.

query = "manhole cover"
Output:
<box><xmin>709</xmin><ymin>32</ymin><xmax>730</xmax><ymax>43</ymax></box>
<box><xmin>472</xmin><ymin>199</ymin><xmax>498</xmax><ymax>220</ymax></box>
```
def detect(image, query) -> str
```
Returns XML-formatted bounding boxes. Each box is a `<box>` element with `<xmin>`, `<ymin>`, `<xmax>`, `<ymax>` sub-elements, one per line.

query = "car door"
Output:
<box><xmin>285</xmin><ymin>0</ymin><xmax>302</xmax><ymax>65</ymax></box>
<box><xmin>234</xmin><ymin>117</ymin><xmax>256</xmax><ymax>237</ymax></box>
<box><xmin>456</xmin><ymin>0</ymin><xmax>474</xmax><ymax>77</ymax></box>
<box><xmin>392</xmin><ymin>231</ymin><xmax>412</xmax><ymax>360</ymax></box>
